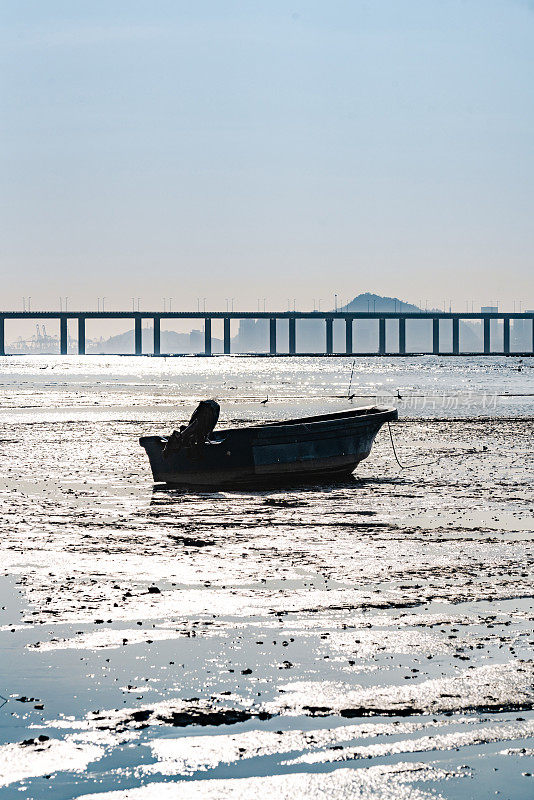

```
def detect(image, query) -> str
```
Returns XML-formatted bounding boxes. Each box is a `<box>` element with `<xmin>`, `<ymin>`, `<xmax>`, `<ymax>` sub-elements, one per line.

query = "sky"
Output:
<box><xmin>1</xmin><ymin>0</ymin><xmax>534</xmax><ymax>313</ymax></box>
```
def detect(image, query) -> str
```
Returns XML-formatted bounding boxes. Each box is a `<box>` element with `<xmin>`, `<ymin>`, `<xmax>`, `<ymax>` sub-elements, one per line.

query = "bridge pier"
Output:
<box><xmin>153</xmin><ymin>317</ymin><xmax>160</xmax><ymax>355</ymax></box>
<box><xmin>60</xmin><ymin>316</ymin><xmax>68</xmax><ymax>355</ymax></box>
<box><xmin>483</xmin><ymin>318</ymin><xmax>490</xmax><ymax>354</ymax></box>
<box><xmin>532</xmin><ymin>318</ymin><xmax>534</xmax><ymax>354</ymax></box>
<box><xmin>204</xmin><ymin>318</ymin><xmax>212</xmax><ymax>356</ymax></box>
<box><xmin>269</xmin><ymin>318</ymin><xmax>277</xmax><ymax>354</ymax></box>
<box><xmin>78</xmin><ymin>317</ymin><xmax>85</xmax><ymax>355</ymax></box>
<box><xmin>224</xmin><ymin>318</ymin><xmax>231</xmax><ymax>354</ymax></box>
<box><xmin>432</xmin><ymin>318</ymin><xmax>440</xmax><ymax>355</ymax></box>
<box><xmin>345</xmin><ymin>319</ymin><xmax>353</xmax><ymax>355</ymax></box>
<box><xmin>378</xmin><ymin>318</ymin><xmax>386</xmax><ymax>355</ymax></box>
<box><xmin>452</xmin><ymin>318</ymin><xmax>459</xmax><ymax>354</ymax></box>
<box><xmin>289</xmin><ymin>317</ymin><xmax>296</xmax><ymax>354</ymax></box>
<box><xmin>135</xmin><ymin>317</ymin><xmax>142</xmax><ymax>355</ymax></box>
<box><xmin>503</xmin><ymin>318</ymin><xmax>510</xmax><ymax>355</ymax></box>
<box><xmin>325</xmin><ymin>318</ymin><xmax>333</xmax><ymax>354</ymax></box>
<box><xmin>0</xmin><ymin>317</ymin><xmax>4</xmax><ymax>356</ymax></box>
<box><xmin>398</xmin><ymin>318</ymin><xmax>406</xmax><ymax>354</ymax></box>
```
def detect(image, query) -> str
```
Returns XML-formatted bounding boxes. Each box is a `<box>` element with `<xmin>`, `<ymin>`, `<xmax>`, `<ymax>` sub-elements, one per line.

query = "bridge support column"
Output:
<box><xmin>378</xmin><ymin>318</ymin><xmax>386</xmax><ymax>355</ymax></box>
<box><xmin>153</xmin><ymin>317</ymin><xmax>160</xmax><ymax>355</ymax></box>
<box><xmin>78</xmin><ymin>317</ymin><xmax>85</xmax><ymax>355</ymax></box>
<box><xmin>60</xmin><ymin>316</ymin><xmax>68</xmax><ymax>355</ymax></box>
<box><xmin>135</xmin><ymin>317</ymin><xmax>142</xmax><ymax>355</ymax></box>
<box><xmin>432</xmin><ymin>318</ymin><xmax>440</xmax><ymax>355</ymax></box>
<box><xmin>345</xmin><ymin>319</ymin><xmax>353</xmax><ymax>354</ymax></box>
<box><xmin>269</xmin><ymin>318</ymin><xmax>277</xmax><ymax>354</ymax></box>
<box><xmin>452</xmin><ymin>318</ymin><xmax>459</xmax><ymax>354</ymax></box>
<box><xmin>483</xmin><ymin>318</ymin><xmax>490</xmax><ymax>354</ymax></box>
<box><xmin>204</xmin><ymin>318</ymin><xmax>212</xmax><ymax>356</ymax></box>
<box><xmin>398</xmin><ymin>318</ymin><xmax>406</xmax><ymax>354</ymax></box>
<box><xmin>289</xmin><ymin>317</ymin><xmax>296</xmax><ymax>354</ymax></box>
<box><xmin>325</xmin><ymin>318</ymin><xmax>333</xmax><ymax>354</ymax></box>
<box><xmin>532</xmin><ymin>318</ymin><xmax>534</xmax><ymax>354</ymax></box>
<box><xmin>0</xmin><ymin>317</ymin><xmax>4</xmax><ymax>356</ymax></box>
<box><xmin>224</xmin><ymin>318</ymin><xmax>231</xmax><ymax>354</ymax></box>
<box><xmin>503</xmin><ymin>318</ymin><xmax>510</xmax><ymax>355</ymax></box>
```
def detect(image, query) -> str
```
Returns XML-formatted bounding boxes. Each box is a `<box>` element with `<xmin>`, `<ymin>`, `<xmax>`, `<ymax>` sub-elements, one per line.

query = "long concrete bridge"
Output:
<box><xmin>1</xmin><ymin>310</ymin><xmax>533</xmax><ymax>356</ymax></box>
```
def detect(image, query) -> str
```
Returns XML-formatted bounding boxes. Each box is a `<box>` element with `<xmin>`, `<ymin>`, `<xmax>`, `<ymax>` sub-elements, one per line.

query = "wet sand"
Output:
<box><xmin>0</xmin><ymin>356</ymin><xmax>532</xmax><ymax>799</ymax></box>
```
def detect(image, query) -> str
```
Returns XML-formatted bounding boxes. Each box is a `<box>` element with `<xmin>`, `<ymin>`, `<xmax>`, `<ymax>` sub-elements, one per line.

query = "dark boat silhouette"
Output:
<box><xmin>140</xmin><ymin>405</ymin><xmax>397</xmax><ymax>488</ymax></box>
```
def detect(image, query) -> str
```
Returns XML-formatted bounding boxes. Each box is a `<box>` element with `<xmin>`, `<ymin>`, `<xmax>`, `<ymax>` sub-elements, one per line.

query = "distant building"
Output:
<box><xmin>512</xmin><ymin>311</ymin><xmax>533</xmax><ymax>351</ymax></box>
<box><xmin>236</xmin><ymin>318</ymin><xmax>269</xmax><ymax>352</ymax></box>
<box><xmin>480</xmin><ymin>307</ymin><xmax>500</xmax><ymax>349</ymax></box>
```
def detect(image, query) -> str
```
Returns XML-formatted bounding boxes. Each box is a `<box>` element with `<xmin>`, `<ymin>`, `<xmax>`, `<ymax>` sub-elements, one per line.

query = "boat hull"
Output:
<box><xmin>140</xmin><ymin>406</ymin><xmax>397</xmax><ymax>487</ymax></box>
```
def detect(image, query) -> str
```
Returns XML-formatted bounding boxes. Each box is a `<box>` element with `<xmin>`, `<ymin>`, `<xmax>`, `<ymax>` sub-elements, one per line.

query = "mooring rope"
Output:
<box><xmin>387</xmin><ymin>421</ymin><xmax>481</xmax><ymax>470</ymax></box>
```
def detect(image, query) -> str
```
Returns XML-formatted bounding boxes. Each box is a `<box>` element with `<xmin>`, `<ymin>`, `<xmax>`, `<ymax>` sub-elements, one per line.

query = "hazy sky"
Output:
<box><xmin>2</xmin><ymin>0</ymin><xmax>534</xmax><ymax>312</ymax></box>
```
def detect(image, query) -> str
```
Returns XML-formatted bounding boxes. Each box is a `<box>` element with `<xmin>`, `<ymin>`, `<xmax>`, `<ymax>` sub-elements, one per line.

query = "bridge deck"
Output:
<box><xmin>1</xmin><ymin>311</ymin><xmax>533</xmax><ymax>356</ymax></box>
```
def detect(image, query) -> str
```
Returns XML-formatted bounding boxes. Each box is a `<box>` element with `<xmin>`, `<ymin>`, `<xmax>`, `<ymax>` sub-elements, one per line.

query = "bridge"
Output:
<box><xmin>1</xmin><ymin>310</ymin><xmax>533</xmax><ymax>356</ymax></box>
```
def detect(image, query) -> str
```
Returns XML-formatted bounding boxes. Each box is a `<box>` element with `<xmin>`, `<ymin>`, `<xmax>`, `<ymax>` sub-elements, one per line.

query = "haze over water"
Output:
<box><xmin>0</xmin><ymin>355</ymin><xmax>532</xmax><ymax>799</ymax></box>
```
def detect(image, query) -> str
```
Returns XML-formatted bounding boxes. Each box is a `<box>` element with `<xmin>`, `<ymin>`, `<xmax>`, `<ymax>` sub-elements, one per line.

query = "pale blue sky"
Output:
<box><xmin>1</xmin><ymin>0</ymin><xmax>533</xmax><ymax>311</ymax></box>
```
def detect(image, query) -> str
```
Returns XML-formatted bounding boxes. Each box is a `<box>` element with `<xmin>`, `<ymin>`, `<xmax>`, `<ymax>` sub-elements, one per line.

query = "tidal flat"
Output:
<box><xmin>0</xmin><ymin>356</ymin><xmax>532</xmax><ymax>799</ymax></box>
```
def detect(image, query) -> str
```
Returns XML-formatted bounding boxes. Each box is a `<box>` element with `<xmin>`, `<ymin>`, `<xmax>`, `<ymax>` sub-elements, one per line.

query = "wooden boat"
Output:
<box><xmin>139</xmin><ymin>405</ymin><xmax>397</xmax><ymax>487</ymax></box>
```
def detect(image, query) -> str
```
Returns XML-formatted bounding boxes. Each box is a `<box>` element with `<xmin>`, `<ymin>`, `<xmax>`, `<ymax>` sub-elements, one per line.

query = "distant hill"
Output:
<box><xmin>340</xmin><ymin>292</ymin><xmax>420</xmax><ymax>313</ymax></box>
<box><xmin>88</xmin><ymin>328</ymin><xmax>224</xmax><ymax>354</ymax></box>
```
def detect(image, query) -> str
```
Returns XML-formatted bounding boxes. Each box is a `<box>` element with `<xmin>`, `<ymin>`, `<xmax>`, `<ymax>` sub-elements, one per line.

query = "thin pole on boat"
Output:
<box><xmin>347</xmin><ymin>359</ymin><xmax>356</xmax><ymax>398</ymax></box>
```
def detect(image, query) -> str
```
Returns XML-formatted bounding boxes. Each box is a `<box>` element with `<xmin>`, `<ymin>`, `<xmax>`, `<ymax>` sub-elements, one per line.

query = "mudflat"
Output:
<box><xmin>0</xmin><ymin>356</ymin><xmax>532</xmax><ymax>799</ymax></box>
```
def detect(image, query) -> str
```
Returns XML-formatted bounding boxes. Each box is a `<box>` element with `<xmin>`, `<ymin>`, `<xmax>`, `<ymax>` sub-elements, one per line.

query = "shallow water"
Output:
<box><xmin>0</xmin><ymin>356</ymin><xmax>532</xmax><ymax>799</ymax></box>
